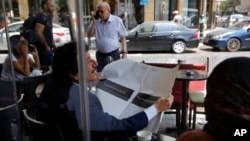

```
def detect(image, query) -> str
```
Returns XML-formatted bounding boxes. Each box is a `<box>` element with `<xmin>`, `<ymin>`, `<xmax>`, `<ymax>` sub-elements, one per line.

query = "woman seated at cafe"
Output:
<box><xmin>176</xmin><ymin>57</ymin><xmax>250</xmax><ymax>141</ymax></box>
<box><xmin>1</xmin><ymin>35</ymin><xmax>40</xmax><ymax>81</ymax></box>
<box><xmin>40</xmin><ymin>42</ymin><xmax>174</xmax><ymax>141</ymax></box>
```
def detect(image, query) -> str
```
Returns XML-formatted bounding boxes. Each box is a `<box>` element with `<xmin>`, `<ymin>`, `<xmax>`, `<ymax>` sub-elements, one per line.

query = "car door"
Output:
<box><xmin>152</xmin><ymin>23</ymin><xmax>176</xmax><ymax>51</ymax></box>
<box><xmin>243</xmin><ymin>27</ymin><xmax>250</xmax><ymax>47</ymax></box>
<box><xmin>132</xmin><ymin>23</ymin><xmax>156</xmax><ymax>51</ymax></box>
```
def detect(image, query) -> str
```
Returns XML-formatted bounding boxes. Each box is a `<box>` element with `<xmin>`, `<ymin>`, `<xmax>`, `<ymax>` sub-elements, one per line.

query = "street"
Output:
<box><xmin>1</xmin><ymin>44</ymin><xmax>250</xmax><ymax>74</ymax></box>
<box><xmin>90</xmin><ymin>43</ymin><xmax>250</xmax><ymax>74</ymax></box>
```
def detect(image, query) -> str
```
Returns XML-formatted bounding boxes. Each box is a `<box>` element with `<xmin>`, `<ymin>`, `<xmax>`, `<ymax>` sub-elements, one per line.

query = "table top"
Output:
<box><xmin>176</xmin><ymin>69</ymin><xmax>207</xmax><ymax>81</ymax></box>
<box><xmin>120</xmin><ymin>133</ymin><xmax>176</xmax><ymax>141</ymax></box>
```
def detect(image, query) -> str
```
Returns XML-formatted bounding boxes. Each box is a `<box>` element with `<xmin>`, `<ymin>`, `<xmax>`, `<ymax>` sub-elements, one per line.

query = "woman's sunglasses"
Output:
<box><xmin>19</xmin><ymin>40</ymin><xmax>28</xmax><ymax>45</ymax></box>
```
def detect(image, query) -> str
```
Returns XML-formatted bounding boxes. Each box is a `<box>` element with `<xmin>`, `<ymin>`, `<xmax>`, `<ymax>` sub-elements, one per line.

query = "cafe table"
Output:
<box><xmin>176</xmin><ymin>69</ymin><xmax>207</xmax><ymax>133</ymax></box>
<box><xmin>119</xmin><ymin>133</ymin><xmax>176</xmax><ymax>141</ymax></box>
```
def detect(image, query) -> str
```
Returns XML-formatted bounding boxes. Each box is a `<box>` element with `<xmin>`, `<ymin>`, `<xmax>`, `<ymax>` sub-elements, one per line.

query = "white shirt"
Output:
<box><xmin>1</xmin><ymin>53</ymin><xmax>34</xmax><ymax>81</ymax></box>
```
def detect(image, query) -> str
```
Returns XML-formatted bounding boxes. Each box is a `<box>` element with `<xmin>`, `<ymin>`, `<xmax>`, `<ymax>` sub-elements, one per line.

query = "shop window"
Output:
<box><xmin>155</xmin><ymin>0</ymin><xmax>169</xmax><ymax>21</ymax></box>
<box><xmin>182</xmin><ymin>0</ymin><xmax>199</xmax><ymax>27</ymax></box>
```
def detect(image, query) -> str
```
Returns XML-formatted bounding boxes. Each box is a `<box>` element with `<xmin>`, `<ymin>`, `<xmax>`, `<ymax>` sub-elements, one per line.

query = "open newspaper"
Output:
<box><xmin>96</xmin><ymin>59</ymin><xmax>178</xmax><ymax>133</ymax></box>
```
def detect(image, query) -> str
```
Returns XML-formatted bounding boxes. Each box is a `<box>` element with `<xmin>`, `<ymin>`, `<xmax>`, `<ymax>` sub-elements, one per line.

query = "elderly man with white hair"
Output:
<box><xmin>87</xmin><ymin>2</ymin><xmax>128</xmax><ymax>72</ymax></box>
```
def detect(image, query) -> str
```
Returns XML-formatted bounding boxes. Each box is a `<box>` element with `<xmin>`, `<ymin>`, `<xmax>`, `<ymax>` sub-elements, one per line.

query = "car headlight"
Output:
<box><xmin>211</xmin><ymin>34</ymin><xmax>225</xmax><ymax>39</ymax></box>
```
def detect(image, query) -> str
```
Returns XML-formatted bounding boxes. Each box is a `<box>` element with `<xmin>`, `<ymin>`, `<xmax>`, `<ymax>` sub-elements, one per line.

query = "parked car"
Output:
<box><xmin>203</xmin><ymin>18</ymin><xmax>250</xmax><ymax>52</ymax></box>
<box><xmin>126</xmin><ymin>21</ymin><xmax>199</xmax><ymax>54</ymax></box>
<box><xmin>228</xmin><ymin>14</ymin><xmax>246</xmax><ymax>27</ymax></box>
<box><xmin>0</xmin><ymin>21</ymin><xmax>71</xmax><ymax>50</ymax></box>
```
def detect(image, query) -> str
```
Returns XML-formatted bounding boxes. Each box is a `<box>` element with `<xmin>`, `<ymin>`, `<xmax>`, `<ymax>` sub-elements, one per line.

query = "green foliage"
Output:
<box><xmin>55</xmin><ymin>0</ymin><xmax>68</xmax><ymax>27</ymax></box>
<box><xmin>219</xmin><ymin>0</ymin><xmax>238</xmax><ymax>12</ymax></box>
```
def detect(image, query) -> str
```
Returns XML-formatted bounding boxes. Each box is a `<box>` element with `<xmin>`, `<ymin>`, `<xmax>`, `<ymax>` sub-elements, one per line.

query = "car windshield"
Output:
<box><xmin>228</xmin><ymin>20</ymin><xmax>250</xmax><ymax>30</ymax></box>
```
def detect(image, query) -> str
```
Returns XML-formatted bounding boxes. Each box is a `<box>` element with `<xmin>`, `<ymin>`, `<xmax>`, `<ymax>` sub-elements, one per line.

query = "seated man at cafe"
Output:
<box><xmin>39</xmin><ymin>42</ymin><xmax>174</xmax><ymax>141</ymax></box>
<box><xmin>176</xmin><ymin>57</ymin><xmax>250</xmax><ymax>141</ymax></box>
<box><xmin>1</xmin><ymin>35</ymin><xmax>40</xmax><ymax>81</ymax></box>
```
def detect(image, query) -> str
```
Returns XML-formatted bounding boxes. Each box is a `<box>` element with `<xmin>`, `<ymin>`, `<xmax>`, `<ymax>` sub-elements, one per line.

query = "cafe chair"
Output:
<box><xmin>20</xmin><ymin>74</ymin><xmax>51</xmax><ymax>138</ymax></box>
<box><xmin>0</xmin><ymin>105</ymin><xmax>21</xmax><ymax>141</ymax></box>
<box><xmin>188</xmin><ymin>57</ymin><xmax>209</xmax><ymax>129</ymax></box>
<box><xmin>0</xmin><ymin>79</ymin><xmax>24</xmax><ymax>141</ymax></box>
<box><xmin>0</xmin><ymin>94</ymin><xmax>24</xmax><ymax>111</ymax></box>
<box><xmin>21</xmin><ymin>74</ymin><xmax>51</xmax><ymax>111</ymax></box>
<box><xmin>22</xmin><ymin>109</ymin><xmax>82</xmax><ymax>141</ymax></box>
<box><xmin>22</xmin><ymin>108</ymin><xmax>50</xmax><ymax>141</ymax></box>
<box><xmin>188</xmin><ymin>91</ymin><xmax>206</xmax><ymax>129</ymax></box>
<box><xmin>22</xmin><ymin>73</ymin><xmax>82</xmax><ymax>141</ymax></box>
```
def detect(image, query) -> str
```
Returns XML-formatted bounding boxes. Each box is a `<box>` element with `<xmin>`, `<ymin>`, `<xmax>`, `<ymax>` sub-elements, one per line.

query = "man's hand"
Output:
<box><xmin>91</xmin><ymin>11</ymin><xmax>99</xmax><ymax>24</ymax></box>
<box><xmin>87</xmin><ymin>12</ymin><xmax>98</xmax><ymax>38</ymax></box>
<box><xmin>121</xmin><ymin>53</ymin><xmax>127</xmax><ymax>59</ymax></box>
<box><xmin>154</xmin><ymin>95</ymin><xmax>174</xmax><ymax>113</ymax></box>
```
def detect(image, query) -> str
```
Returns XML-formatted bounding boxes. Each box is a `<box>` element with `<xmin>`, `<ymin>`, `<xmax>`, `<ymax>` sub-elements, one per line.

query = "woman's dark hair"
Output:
<box><xmin>40</xmin><ymin>41</ymin><xmax>90</xmax><ymax>112</ymax></box>
<box><xmin>53</xmin><ymin>42</ymin><xmax>89</xmax><ymax>77</ymax></box>
<box><xmin>53</xmin><ymin>42</ymin><xmax>78</xmax><ymax>78</ymax></box>
<box><xmin>9</xmin><ymin>35</ymin><xmax>20</xmax><ymax>52</ymax></box>
<box><xmin>204</xmin><ymin>57</ymin><xmax>250</xmax><ymax>140</ymax></box>
<box><xmin>38</xmin><ymin>42</ymin><xmax>83</xmax><ymax>141</ymax></box>
<box><xmin>52</xmin><ymin>42</ymin><xmax>89</xmax><ymax>102</ymax></box>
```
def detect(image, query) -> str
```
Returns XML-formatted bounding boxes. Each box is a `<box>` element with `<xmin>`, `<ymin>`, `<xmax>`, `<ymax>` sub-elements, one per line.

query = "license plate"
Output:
<box><xmin>203</xmin><ymin>38</ymin><xmax>209</xmax><ymax>43</ymax></box>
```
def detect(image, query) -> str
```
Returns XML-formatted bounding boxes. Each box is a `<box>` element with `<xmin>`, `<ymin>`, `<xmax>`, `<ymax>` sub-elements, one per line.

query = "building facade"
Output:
<box><xmin>0</xmin><ymin>0</ymin><xmax>217</xmax><ymax>29</ymax></box>
<box><xmin>104</xmin><ymin>0</ymin><xmax>217</xmax><ymax>29</ymax></box>
<box><xmin>144</xmin><ymin>0</ymin><xmax>217</xmax><ymax>29</ymax></box>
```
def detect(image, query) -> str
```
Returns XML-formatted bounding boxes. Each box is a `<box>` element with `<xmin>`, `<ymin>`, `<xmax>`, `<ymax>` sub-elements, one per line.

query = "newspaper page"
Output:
<box><xmin>96</xmin><ymin>59</ymin><xmax>178</xmax><ymax>132</ymax></box>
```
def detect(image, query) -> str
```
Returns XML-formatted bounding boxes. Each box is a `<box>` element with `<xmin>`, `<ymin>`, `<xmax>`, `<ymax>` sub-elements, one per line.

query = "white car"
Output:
<box><xmin>228</xmin><ymin>14</ymin><xmax>245</xmax><ymax>26</ymax></box>
<box><xmin>0</xmin><ymin>21</ymin><xmax>71</xmax><ymax>51</ymax></box>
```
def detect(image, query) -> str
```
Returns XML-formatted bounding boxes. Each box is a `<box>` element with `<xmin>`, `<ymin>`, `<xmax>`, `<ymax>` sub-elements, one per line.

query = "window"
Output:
<box><xmin>139</xmin><ymin>23</ymin><xmax>154</xmax><ymax>33</ymax></box>
<box><xmin>4</xmin><ymin>23</ymin><xmax>23</xmax><ymax>33</ymax></box>
<box><xmin>182</xmin><ymin>0</ymin><xmax>199</xmax><ymax>27</ymax></box>
<box><xmin>157</xmin><ymin>23</ymin><xmax>182</xmax><ymax>32</ymax></box>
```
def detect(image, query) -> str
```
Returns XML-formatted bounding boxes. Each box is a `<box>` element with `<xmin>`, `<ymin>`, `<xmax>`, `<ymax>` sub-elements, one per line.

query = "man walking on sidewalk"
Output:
<box><xmin>87</xmin><ymin>2</ymin><xmax>128</xmax><ymax>72</ymax></box>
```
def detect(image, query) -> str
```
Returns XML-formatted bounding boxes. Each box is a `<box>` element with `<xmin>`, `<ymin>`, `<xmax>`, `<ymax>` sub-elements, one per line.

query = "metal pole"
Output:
<box><xmin>75</xmin><ymin>0</ymin><xmax>91</xmax><ymax>140</ymax></box>
<box><xmin>199</xmin><ymin>0</ymin><xmax>206</xmax><ymax>42</ymax></box>
<box><xmin>1</xmin><ymin>0</ymin><xmax>22</xmax><ymax>140</ymax></box>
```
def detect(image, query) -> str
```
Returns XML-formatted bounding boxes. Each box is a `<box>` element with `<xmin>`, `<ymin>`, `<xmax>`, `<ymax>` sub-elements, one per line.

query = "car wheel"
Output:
<box><xmin>172</xmin><ymin>41</ymin><xmax>186</xmax><ymax>53</ymax></box>
<box><xmin>226</xmin><ymin>38</ymin><xmax>241</xmax><ymax>52</ymax></box>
